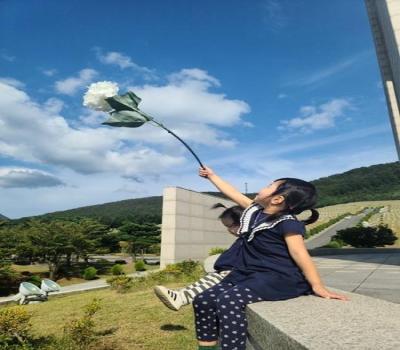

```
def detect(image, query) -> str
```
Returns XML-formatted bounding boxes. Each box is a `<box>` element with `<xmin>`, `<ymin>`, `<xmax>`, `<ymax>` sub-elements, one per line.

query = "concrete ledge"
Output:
<box><xmin>308</xmin><ymin>247</ymin><xmax>400</xmax><ymax>256</ymax></box>
<box><xmin>245</xmin><ymin>287</ymin><xmax>400</xmax><ymax>350</ymax></box>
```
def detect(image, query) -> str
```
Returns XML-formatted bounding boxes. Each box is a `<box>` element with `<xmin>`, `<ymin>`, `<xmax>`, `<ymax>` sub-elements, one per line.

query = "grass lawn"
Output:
<box><xmin>10</xmin><ymin>262</ymin><xmax>160</xmax><ymax>287</ymax></box>
<box><xmin>12</xmin><ymin>263</ymin><xmax>49</xmax><ymax>274</ymax></box>
<box><xmin>50</xmin><ymin>263</ymin><xmax>161</xmax><ymax>287</ymax></box>
<box><xmin>24</xmin><ymin>282</ymin><xmax>198</xmax><ymax>350</ymax></box>
<box><xmin>117</xmin><ymin>262</ymin><xmax>160</xmax><ymax>275</ymax></box>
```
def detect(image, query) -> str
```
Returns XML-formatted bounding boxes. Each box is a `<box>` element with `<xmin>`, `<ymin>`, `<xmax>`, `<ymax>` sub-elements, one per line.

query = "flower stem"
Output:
<box><xmin>150</xmin><ymin>120</ymin><xmax>205</xmax><ymax>169</ymax></box>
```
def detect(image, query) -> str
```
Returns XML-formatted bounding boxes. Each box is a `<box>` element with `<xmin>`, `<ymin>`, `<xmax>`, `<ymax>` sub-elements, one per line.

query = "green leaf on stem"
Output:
<box><xmin>105</xmin><ymin>91</ymin><xmax>142</xmax><ymax>111</ymax></box>
<box><xmin>102</xmin><ymin>110</ymin><xmax>151</xmax><ymax>128</ymax></box>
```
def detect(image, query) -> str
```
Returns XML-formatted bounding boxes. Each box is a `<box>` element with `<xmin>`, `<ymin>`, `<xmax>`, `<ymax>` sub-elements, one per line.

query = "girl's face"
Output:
<box><xmin>221</xmin><ymin>217</ymin><xmax>240</xmax><ymax>235</ymax></box>
<box><xmin>254</xmin><ymin>180</ymin><xmax>285</xmax><ymax>207</ymax></box>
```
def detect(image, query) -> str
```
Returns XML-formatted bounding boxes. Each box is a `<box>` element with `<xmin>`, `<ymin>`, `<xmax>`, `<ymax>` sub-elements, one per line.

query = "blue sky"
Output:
<box><xmin>0</xmin><ymin>0</ymin><xmax>397</xmax><ymax>218</ymax></box>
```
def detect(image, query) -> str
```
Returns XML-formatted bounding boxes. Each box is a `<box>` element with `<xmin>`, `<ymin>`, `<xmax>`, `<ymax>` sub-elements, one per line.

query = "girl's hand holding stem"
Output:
<box><xmin>198</xmin><ymin>166</ymin><xmax>253</xmax><ymax>208</ymax></box>
<box><xmin>199</xmin><ymin>166</ymin><xmax>215</xmax><ymax>179</ymax></box>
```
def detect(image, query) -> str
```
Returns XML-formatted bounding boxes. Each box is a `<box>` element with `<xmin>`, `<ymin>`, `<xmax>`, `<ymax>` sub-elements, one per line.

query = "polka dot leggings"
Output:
<box><xmin>193</xmin><ymin>281</ymin><xmax>263</xmax><ymax>350</ymax></box>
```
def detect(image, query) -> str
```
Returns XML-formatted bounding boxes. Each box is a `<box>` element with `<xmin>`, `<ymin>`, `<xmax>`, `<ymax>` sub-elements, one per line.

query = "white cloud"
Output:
<box><xmin>278</xmin><ymin>93</ymin><xmax>287</xmax><ymax>99</ymax></box>
<box><xmin>241</xmin><ymin>121</ymin><xmax>254</xmax><ymax>128</ymax></box>
<box><xmin>55</xmin><ymin>68</ymin><xmax>98</xmax><ymax>95</ymax></box>
<box><xmin>0</xmin><ymin>168</ymin><xmax>64</xmax><ymax>188</ymax></box>
<box><xmin>0</xmin><ymin>77</ymin><xmax>25</xmax><ymax>88</ymax></box>
<box><xmin>290</xmin><ymin>59</ymin><xmax>356</xmax><ymax>87</ymax></box>
<box><xmin>44</xmin><ymin>97</ymin><xmax>64</xmax><ymax>114</ymax></box>
<box><xmin>0</xmin><ymin>70</ymin><xmax>252</xmax><ymax>217</ymax></box>
<box><xmin>42</xmin><ymin>69</ymin><xmax>57</xmax><ymax>77</ymax></box>
<box><xmin>211</xmin><ymin>124</ymin><xmax>391</xmax><ymax>170</ymax></box>
<box><xmin>0</xmin><ymin>81</ymin><xmax>186</xmax><ymax>177</ymax></box>
<box><xmin>168</xmin><ymin>68</ymin><xmax>220</xmax><ymax>87</ymax></box>
<box><xmin>78</xmin><ymin>68</ymin><xmax>249</xmax><ymax>148</ymax></box>
<box><xmin>284</xmin><ymin>51</ymin><xmax>371</xmax><ymax>87</ymax></box>
<box><xmin>79</xmin><ymin>109</ymin><xmax>107</xmax><ymax>126</ymax></box>
<box><xmin>262</xmin><ymin>0</ymin><xmax>288</xmax><ymax>31</ymax></box>
<box><xmin>0</xmin><ymin>51</ymin><xmax>15</xmax><ymax>62</ymax></box>
<box><xmin>131</xmin><ymin>68</ymin><xmax>250</xmax><ymax>127</ymax></box>
<box><xmin>0</xmin><ymin>67</ymin><xmax>249</xmax><ymax>178</ymax></box>
<box><xmin>279</xmin><ymin>98</ymin><xmax>352</xmax><ymax>133</ymax></box>
<box><xmin>203</xmin><ymin>142</ymin><xmax>397</xmax><ymax>197</ymax></box>
<box><xmin>96</xmin><ymin>50</ymin><xmax>156</xmax><ymax>79</ymax></box>
<box><xmin>1</xmin><ymin>140</ymin><xmax>396</xmax><ymax>219</ymax></box>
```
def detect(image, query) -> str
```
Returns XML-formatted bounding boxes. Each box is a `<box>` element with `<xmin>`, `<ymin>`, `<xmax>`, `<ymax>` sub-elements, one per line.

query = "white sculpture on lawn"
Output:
<box><xmin>14</xmin><ymin>279</ymin><xmax>61</xmax><ymax>305</ymax></box>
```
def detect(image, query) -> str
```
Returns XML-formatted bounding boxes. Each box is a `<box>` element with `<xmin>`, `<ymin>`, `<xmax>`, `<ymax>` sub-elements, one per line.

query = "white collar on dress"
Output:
<box><xmin>238</xmin><ymin>203</ymin><xmax>298</xmax><ymax>242</ymax></box>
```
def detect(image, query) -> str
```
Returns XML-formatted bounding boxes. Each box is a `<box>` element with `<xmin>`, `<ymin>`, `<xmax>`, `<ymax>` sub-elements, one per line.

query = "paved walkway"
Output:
<box><xmin>303</xmin><ymin>209</ymin><xmax>400</xmax><ymax>303</ymax></box>
<box><xmin>313</xmin><ymin>252</ymin><xmax>400</xmax><ymax>304</ymax></box>
<box><xmin>305</xmin><ymin>209</ymin><xmax>373</xmax><ymax>249</ymax></box>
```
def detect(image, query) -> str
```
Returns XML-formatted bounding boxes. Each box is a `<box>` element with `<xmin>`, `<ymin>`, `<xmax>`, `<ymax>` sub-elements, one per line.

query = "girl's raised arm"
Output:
<box><xmin>199</xmin><ymin>166</ymin><xmax>253</xmax><ymax>208</ymax></box>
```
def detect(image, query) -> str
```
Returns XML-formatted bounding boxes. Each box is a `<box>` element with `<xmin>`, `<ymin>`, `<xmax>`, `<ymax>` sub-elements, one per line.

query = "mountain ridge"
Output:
<box><xmin>12</xmin><ymin>161</ymin><xmax>400</xmax><ymax>223</ymax></box>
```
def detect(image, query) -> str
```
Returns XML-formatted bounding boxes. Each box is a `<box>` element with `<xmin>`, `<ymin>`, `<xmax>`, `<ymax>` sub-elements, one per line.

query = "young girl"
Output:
<box><xmin>194</xmin><ymin>166</ymin><xmax>350</xmax><ymax>350</ymax></box>
<box><xmin>154</xmin><ymin>204</ymin><xmax>244</xmax><ymax>311</ymax></box>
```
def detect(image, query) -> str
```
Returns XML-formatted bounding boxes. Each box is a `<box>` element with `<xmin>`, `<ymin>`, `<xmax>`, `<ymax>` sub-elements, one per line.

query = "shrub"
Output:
<box><xmin>122</xmin><ymin>260</ymin><xmax>203</xmax><ymax>291</ymax></box>
<box><xmin>83</xmin><ymin>267</ymin><xmax>97</xmax><ymax>280</ymax></box>
<box><xmin>174</xmin><ymin>260</ymin><xmax>199</xmax><ymax>275</ymax></box>
<box><xmin>27</xmin><ymin>275</ymin><xmax>42</xmax><ymax>287</ymax></box>
<box><xmin>107</xmin><ymin>276</ymin><xmax>133</xmax><ymax>293</ymax></box>
<box><xmin>164</xmin><ymin>260</ymin><xmax>199</xmax><ymax>275</ymax></box>
<box><xmin>334</xmin><ymin>224</ymin><xmax>398</xmax><ymax>248</ymax></box>
<box><xmin>147</xmin><ymin>243</ymin><xmax>160</xmax><ymax>254</ymax></box>
<box><xmin>0</xmin><ymin>264</ymin><xmax>22</xmax><ymax>296</ymax></box>
<box><xmin>0</xmin><ymin>306</ymin><xmax>32</xmax><ymax>345</ymax></box>
<box><xmin>209</xmin><ymin>247</ymin><xmax>226</xmax><ymax>256</ymax></box>
<box><xmin>110</xmin><ymin>264</ymin><xmax>124</xmax><ymax>276</ymax></box>
<box><xmin>323</xmin><ymin>240</ymin><xmax>343</xmax><ymax>248</ymax></box>
<box><xmin>63</xmin><ymin>298</ymin><xmax>101</xmax><ymax>348</ymax></box>
<box><xmin>134</xmin><ymin>260</ymin><xmax>146</xmax><ymax>271</ymax></box>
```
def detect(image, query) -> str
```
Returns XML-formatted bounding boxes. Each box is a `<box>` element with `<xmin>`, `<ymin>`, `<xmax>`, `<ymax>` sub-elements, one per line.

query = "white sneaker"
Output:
<box><xmin>153</xmin><ymin>285</ymin><xmax>184</xmax><ymax>311</ymax></box>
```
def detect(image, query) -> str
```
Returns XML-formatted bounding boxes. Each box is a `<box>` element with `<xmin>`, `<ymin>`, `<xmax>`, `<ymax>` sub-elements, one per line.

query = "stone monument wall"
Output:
<box><xmin>160</xmin><ymin>187</ymin><xmax>237</xmax><ymax>268</ymax></box>
<box><xmin>365</xmin><ymin>0</ymin><xmax>400</xmax><ymax>159</ymax></box>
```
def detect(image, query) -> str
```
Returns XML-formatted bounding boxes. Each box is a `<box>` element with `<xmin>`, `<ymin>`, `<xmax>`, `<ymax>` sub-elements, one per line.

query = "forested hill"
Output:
<box><xmin>206</xmin><ymin>161</ymin><xmax>400</xmax><ymax>207</ymax></box>
<box><xmin>27</xmin><ymin>196</ymin><xmax>163</xmax><ymax>226</ymax></box>
<box><xmin>15</xmin><ymin>161</ymin><xmax>400</xmax><ymax>224</ymax></box>
<box><xmin>0</xmin><ymin>214</ymin><xmax>9</xmax><ymax>221</ymax></box>
<box><xmin>311</xmin><ymin>161</ymin><xmax>399</xmax><ymax>206</ymax></box>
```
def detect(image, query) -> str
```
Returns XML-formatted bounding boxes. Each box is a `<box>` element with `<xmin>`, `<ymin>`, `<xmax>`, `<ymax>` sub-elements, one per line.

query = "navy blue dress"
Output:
<box><xmin>214</xmin><ymin>203</ymin><xmax>313</xmax><ymax>301</ymax></box>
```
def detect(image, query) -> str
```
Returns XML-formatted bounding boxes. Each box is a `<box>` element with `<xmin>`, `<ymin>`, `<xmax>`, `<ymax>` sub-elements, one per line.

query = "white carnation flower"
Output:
<box><xmin>83</xmin><ymin>81</ymin><xmax>119</xmax><ymax>111</ymax></box>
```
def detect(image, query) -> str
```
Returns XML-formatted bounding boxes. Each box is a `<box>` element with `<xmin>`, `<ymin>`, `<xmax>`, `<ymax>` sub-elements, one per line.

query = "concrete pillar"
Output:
<box><xmin>365</xmin><ymin>0</ymin><xmax>400</xmax><ymax>160</ymax></box>
<box><xmin>160</xmin><ymin>187</ymin><xmax>237</xmax><ymax>268</ymax></box>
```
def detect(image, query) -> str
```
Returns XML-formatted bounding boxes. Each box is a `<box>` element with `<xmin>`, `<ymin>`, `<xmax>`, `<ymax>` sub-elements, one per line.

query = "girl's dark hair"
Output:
<box><xmin>268</xmin><ymin>178</ymin><xmax>319</xmax><ymax>225</ymax></box>
<box><xmin>211</xmin><ymin>203</ymin><xmax>243</xmax><ymax>225</ymax></box>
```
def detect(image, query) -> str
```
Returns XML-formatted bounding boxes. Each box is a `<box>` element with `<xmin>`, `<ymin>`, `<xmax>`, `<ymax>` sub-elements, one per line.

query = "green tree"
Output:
<box><xmin>118</xmin><ymin>222</ymin><xmax>160</xmax><ymax>261</ymax></box>
<box><xmin>26</xmin><ymin>220</ymin><xmax>73</xmax><ymax>279</ymax></box>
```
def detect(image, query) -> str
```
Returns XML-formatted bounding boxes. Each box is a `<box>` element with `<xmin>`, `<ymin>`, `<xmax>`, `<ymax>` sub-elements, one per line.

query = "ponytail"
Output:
<box><xmin>268</xmin><ymin>177</ymin><xmax>320</xmax><ymax>226</ymax></box>
<box><xmin>301</xmin><ymin>208</ymin><xmax>319</xmax><ymax>225</ymax></box>
<box><xmin>211</xmin><ymin>203</ymin><xmax>227</xmax><ymax>209</ymax></box>
<box><xmin>211</xmin><ymin>203</ymin><xmax>243</xmax><ymax>224</ymax></box>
